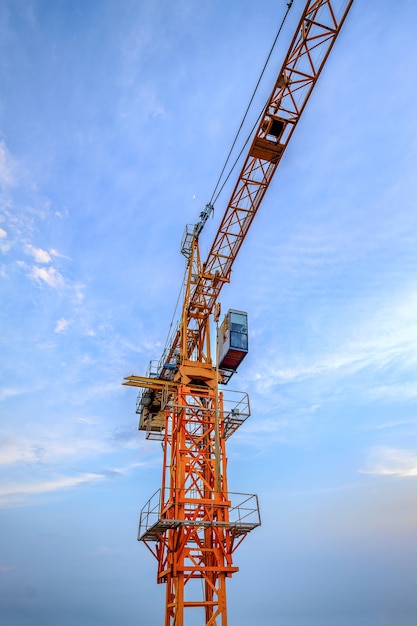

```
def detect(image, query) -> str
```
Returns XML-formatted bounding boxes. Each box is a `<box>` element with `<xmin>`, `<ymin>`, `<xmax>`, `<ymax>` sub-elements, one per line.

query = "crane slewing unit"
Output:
<box><xmin>124</xmin><ymin>1</ymin><xmax>354</xmax><ymax>624</ymax></box>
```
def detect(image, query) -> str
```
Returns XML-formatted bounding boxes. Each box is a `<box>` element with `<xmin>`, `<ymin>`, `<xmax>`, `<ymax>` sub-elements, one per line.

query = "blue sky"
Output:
<box><xmin>1</xmin><ymin>0</ymin><xmax>417</xmax><ymax>625</ymax></box>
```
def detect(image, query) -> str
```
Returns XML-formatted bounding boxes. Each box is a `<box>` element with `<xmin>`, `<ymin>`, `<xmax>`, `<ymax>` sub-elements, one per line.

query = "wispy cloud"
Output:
<box><xmin>26</xmin><ymin>244</ymin><xmax>51</xmax><ymax>263</ymax></box>
<box><xmin>369</xmin><ymin>418</ymin><xmax>417</xmax><ymax>431</ymax></box>
<box><xmin>15</xmin><ymin>255</ymin><xmax>85</xmax><ymax>306</ymax></box>
<box><xmin>0</xmin><ymin>460</ymin><xmax>151</xmax><ymax>507</ymax></box>
<box><xmin>361</xmin><ymin>446</ymin><xmax>417</xmax><ymax>478</ymax></box>
<box><xmin>0</xmin><ymin>141</ymin><xmax>16</xmax><ymax>188</ymax></box>
<box><xmin>30</xmin><ymin>265</ymin><xmax>64</xmax><ymax>288</ymax></box>
<box><xmin>0</xmin><ymin>227</ymin><xmax>10</xmax><ymax>253</ymax></box>
<box><xmin>0</xmin><ymin>387</ymin><xmax>29</xmax><ymax>401</ymax></box>
<box><xmin>0</xmin><ymin>435</ymin><xmax>109</xmax><ymax>466</ymax></box>
<box><xmin>55</xmin><ymin>317</ymin><xmax>70</xmax><ymax>333</ymax></box>
<box><xmin>254</xmin><ymin>350</ymin><xmax>368</xmax><ymax>389</ymax></box>
<box><xmin>253</xmin><ymin>286</ymin><xmax>417</xmax><ymax>396</ymax></box>
<box><xmin>0</xmin><ymin>472</ymin><xmax>105</xmax><ymax>499</ymax></box>
<box><xmin>72</xmin><ymin>417</ymin><xmax>99</xmax><ymax>425</ymax></box>
<box><xmin>370</xmin><ymin>382</ymin><xmax>417</xmax><ymax>402</ymax></box>
<box><xmin>50</xmin><ymin>247</ymin><xmax>68</xmax><ymax>259</ymax></box>
<box><xmin>0</xmin><ymin>428</ymin><xmax>152</xmax><ymax>471</ymax></box>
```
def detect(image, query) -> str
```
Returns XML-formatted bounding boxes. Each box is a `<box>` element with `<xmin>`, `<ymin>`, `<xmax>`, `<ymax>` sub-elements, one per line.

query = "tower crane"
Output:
<box><xmin>124</xmin><ymin>1</ymin><xmax>354</xmax><ymax>624</ymax></box>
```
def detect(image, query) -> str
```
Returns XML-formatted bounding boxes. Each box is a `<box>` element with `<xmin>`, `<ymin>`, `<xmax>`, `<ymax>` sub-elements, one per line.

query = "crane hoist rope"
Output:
<box><xmin>162</xmin><ymin>1</ymin><xmax>295</xmax><ymax>358</ymax></box>
<box><xmin>209</xmin><ymin>0</ymin><xmax>294</xmax><ymax>207</ymax></box>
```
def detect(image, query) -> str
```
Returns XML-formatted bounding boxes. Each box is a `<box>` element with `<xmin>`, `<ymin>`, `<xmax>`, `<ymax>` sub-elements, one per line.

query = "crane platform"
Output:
<box><xmin>138</xmin><ymin>490</ymin><xmax>261</xmax><ymax>543</ymax></box>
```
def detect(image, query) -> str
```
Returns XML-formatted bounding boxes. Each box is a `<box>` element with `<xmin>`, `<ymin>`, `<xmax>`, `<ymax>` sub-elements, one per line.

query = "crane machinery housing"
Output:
<box><xmin>124</xmin><ymin>1</ymin><xmax>354</xmax><ymax>624</ymax></box>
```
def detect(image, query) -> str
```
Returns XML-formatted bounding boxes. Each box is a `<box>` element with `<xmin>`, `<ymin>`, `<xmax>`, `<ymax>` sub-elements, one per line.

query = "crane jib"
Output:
<box><xmin>161</xmin><ymin>0</ymin><xmax>354</xmax><ymax>372</ymax></box>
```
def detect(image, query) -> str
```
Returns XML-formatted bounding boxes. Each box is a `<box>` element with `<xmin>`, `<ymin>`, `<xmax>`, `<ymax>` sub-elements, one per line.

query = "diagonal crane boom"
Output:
<box><xmin>156</xmin><ymin>0</ymin><xmax>354</xmax><ymax>377</ymax></box>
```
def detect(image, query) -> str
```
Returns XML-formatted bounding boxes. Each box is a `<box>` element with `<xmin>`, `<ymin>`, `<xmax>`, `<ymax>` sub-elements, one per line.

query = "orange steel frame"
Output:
<box><xmin>158</xmin><ymin>385</ymin><xmax>235</xmax><ymax>625</ymax></box>
<box><xmin>125</xmin><ymin>2</ymin><xmax>354</xmax><ymax>625</ymax></box>
<box><xmin>155</xmin><ymin>240</ymin><xmax>242</xmax><ymax>625</ymax></box>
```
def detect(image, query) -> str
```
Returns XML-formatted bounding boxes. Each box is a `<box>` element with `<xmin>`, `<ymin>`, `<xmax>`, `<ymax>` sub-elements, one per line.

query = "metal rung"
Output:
<box><xmin>229</xmin><ymin>522</ymin><xmax>260</xmax><ymax>537</ymax></box>
<box><xmin>139</xmin><ymin>519</ymin><xmax>180</xmax><ymax>542</ymax></box>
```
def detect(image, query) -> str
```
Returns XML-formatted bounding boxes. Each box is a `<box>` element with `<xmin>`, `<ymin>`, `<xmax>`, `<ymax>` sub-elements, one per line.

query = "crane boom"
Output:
<box><xmin>124</xmin><ymin>2</ymin><xmax>354</xmax><ymax>624</ymax></box>
<box><xmin>158</xmin><ymin>0</ymin><xmax>354</xmax><ymax>375</ymax></box>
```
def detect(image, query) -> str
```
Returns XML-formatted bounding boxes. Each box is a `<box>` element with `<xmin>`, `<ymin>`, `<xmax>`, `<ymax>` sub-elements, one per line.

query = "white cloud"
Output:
<box><xmin>0</xmin><ymin>141</ymin><xmax>15</xmax><ymax>188</ymax></box>
<box><xmin>50</xmin><ymin>248</ymin><xmax>67</xmax><ymax>259</ymax></box>
<box><xmin>72</xmin><ymin>417</ymin><xmax>99</xmax><ymax>425</ymax></box>
<box><xmin>370</xmin><ymin>382</ymin><xmax>417</xmax><ymax>401</ymax></box>
<box><xmin>254</xmin><ymin>286</ymin><xmax>417</xmax><ymax>394</ymax></box>
<box><xmin>0</xmin><ymin>387</ymin><xmax>28</xmax><ymax>401</ymax></box>
<box><xmin>0</xmin><ymin>473</ymin><xmax>104</xmax><ymax>499</ymax></box>
<box><xmin>255</xmin><ymin>350</ymin><xmax>368</xmax><ymax>387</ymax></box>
<box><xmin>18</xmin><ymin>258</ymin><xmax>85</xmax><ymax>300</ymax></box>
<box><xmin>361</xmin><ymin>447</ymin><xmax>417</xmax><ymax>478</ymax></box>
<box><xmin>0</xmin><ymin>435</ymin><xmax>110</xmax><ymax>466</ymax></box>
<box><xmin>0</xmin><ymin>456</ymin><xmax>152</xmax><ymax>507</ymax></box>
<box><xmin>74</xmin><ymin>283</ymin><xmax>85</xmax><ymax>303</ymax></box>
<box><xmin>0</xmin><ymin>242</ymin><xmax>11</xmax><ymax>254</ymax></box>
<box><xmin>26</xmin><ymin>244</ymin><xmax>51</xmax><ymax>263</ymax></box>
<box><xmin>30</xmin><ymin>265</ymin><xmax>63</xmax><ymax>288</ymax></box>
<box><xmin>55</xmin><ymin>318</ymin><xmax>70</xmax><ymax>333</ymax></box>
<box><xmin>0</xmin><ymin>225</ymin><xmax>11</xmax><ymax>253</ymax></box>
<box><xmin>54</xmin><ymin>208</ymin><xmax>69</xmax><ymax>219</ymax></box>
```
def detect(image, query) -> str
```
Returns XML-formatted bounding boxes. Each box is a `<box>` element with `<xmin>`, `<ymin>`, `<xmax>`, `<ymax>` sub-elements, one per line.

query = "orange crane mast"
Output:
<box><xmin>124</xmin><ymin>1</ymin><xmax>354</xmax><ymax>624</ymax></box>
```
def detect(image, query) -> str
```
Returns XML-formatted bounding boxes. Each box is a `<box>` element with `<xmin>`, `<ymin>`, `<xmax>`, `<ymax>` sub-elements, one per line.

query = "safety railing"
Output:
<box><xmin>138</xmin><ymin>489</ymin><xmax>260</xmax><ymax>541</ymax></box>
